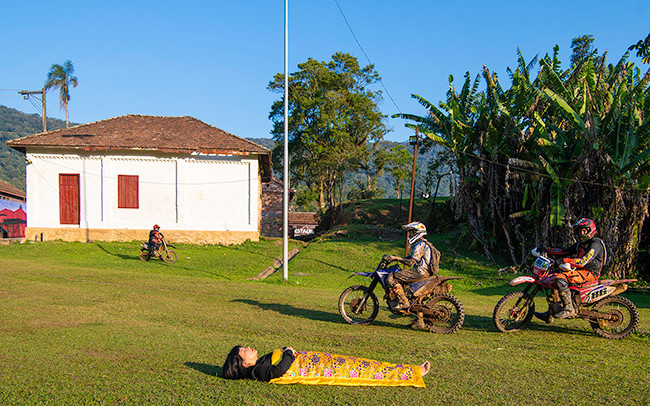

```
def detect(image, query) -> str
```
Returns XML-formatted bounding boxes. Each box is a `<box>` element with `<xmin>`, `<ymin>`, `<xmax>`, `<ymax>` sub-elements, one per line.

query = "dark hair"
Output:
<box><xmin>222</xmin><ymin>346</ymin><xmax>253</xmax><ymax>380</ymax></box>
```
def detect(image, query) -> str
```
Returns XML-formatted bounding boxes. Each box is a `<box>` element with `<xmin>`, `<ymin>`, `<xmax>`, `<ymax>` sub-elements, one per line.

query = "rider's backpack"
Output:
<box><xmin>424</xmin><ymin>240</ymin><xmax>441</xmax><ymax>277</ymax></box>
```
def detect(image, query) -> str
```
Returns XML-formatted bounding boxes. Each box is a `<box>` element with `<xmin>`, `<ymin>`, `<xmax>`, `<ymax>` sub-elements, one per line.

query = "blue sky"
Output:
<box><xmin>1</xmin><ymin>0</ymin><xmax>648</xmax><ymax>142</ymax></box>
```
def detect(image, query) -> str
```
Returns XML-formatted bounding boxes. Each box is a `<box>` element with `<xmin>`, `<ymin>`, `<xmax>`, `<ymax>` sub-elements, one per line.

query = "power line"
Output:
<box><xmin>332</xmin><ymin>0</ymin><xmax>402</xmax><ymax>114</ymax></box>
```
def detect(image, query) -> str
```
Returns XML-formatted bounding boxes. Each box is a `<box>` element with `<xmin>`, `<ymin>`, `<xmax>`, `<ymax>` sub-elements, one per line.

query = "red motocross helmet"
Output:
<box><xmin>153</xmin><ymin>224</ymin><xmax>160</xmax><ymax>231</ymax></box>
<box><xmin>573</xmin><ymin>218</ymin><xmax>596</xmax><ymax>242</ymax></box>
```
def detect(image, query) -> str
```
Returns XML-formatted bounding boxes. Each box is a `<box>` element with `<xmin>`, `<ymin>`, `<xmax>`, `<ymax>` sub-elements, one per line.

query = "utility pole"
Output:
<box><xmin>19</xmin><ymin>88</ymin><xmax>47</xmax><ymax>132</ymax></box>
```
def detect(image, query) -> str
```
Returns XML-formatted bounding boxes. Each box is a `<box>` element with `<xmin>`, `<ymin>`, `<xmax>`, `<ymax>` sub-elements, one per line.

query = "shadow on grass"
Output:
<box><xmin>449</xmin><ymin>313</ymin><xmax>600</xmax><ymax>338</ymax></box>
<box><xmin>185</xmin><ymin>362</ymin><xmax>221</xmax><ymax>377</ymax></box>
<box><xmin>234</xmin><ymin>299</ymin><xmax>343</xmax><ymax>324</ymax></box>
<box><xmin>233</xmin><ymin>299</ymin><xmax>408</xmax><ymax>330</ymax></box>
<box><xmin>95</xmin><ymin>243</ymin><xmax>140</xmax><ymax>261</ymax></box>
<box><xmin>461</xmin><ymin>314</ymin><xmax>496</xmax><ymax>331</ymax></box>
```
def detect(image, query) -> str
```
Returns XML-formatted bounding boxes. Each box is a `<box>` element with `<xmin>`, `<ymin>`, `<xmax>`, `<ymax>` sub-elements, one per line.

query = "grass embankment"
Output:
<box><xmin>1</xmin><ymin>204</ymin><xmax>649</xmax><ymax>405</ymax></box>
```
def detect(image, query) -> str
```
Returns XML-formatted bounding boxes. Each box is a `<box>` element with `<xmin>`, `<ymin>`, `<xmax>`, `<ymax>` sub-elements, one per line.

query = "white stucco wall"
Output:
<box><xmin>25</xmin><ymin>149</ymin><xmax>260</xmax><ymax>232</ymax></box>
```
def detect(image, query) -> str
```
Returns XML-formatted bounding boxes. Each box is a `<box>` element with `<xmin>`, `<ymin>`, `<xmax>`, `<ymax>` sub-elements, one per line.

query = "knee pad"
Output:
<box><xmin>386</xmin><ymin>273</ymin><xmax>395</xmax><ymax>285</ymax></box>
<box><xmin>555</xmin><ymin>278</ymin><xmax>569</xmax><ymax>290</ymax></box>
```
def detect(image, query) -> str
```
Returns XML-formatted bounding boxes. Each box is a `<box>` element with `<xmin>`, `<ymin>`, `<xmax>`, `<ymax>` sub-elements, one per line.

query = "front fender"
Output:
<box><xmin>508</xmin><ymin>276</ymin><xmax>536</xmax><ymax>286</ymax></box>
<box><xmin>348</xmin><ymin>272</ymin><xmax>373</xmax><ymax>279</ymax></box>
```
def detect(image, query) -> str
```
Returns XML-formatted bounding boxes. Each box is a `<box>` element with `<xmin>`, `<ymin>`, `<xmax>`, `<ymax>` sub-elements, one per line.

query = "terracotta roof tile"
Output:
<box><xmin>7</xmin><ymin>115</ymin><xmax>269</xmax><ymax>155</ymax></box>
<box><xmin>0</xmin><ymin>181</ymin><xmax>25</xmax><ymax>199</ymax></box>
<box><xmin>288</xmin><ymin>212</ymin><xmax>319</xmax><ymax>225</ymax></box>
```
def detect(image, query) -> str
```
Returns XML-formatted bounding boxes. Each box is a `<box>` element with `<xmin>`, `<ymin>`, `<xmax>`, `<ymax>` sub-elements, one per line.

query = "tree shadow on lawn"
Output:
<box><xmin>185</xmin><ymin>362</ymin><xmax>221</xmax><ymax>377</ymax></box>
<box><xmin>233</xmin><ymin>299</ymin><xmax>407</xmax><ymax>330</ymax></box>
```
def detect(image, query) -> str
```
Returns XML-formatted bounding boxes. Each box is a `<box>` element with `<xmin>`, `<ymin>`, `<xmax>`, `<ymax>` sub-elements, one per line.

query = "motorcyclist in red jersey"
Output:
<box><xmin>534</xmin><ymin>218</ymin><xmax>608</xmax><ymax>322</ymax></box>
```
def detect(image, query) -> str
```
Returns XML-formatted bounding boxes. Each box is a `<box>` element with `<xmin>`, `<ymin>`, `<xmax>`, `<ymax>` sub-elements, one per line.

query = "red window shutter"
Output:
<box><xmin>118</xmin><ymin>175</ymin><xmax>139</xmax><ymax>209</ymax></box>
<box><xmin>59</xmin><ymin>174</ymin><xmax>80</xmax><ymax>225</ymax></box>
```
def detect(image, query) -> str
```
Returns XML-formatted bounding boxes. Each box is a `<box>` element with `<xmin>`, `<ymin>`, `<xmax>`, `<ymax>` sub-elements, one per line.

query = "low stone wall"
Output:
<box><xmin>24</xmin><ymin>227</ymin><xmax>259</xmax><ymax>245</ymax></box>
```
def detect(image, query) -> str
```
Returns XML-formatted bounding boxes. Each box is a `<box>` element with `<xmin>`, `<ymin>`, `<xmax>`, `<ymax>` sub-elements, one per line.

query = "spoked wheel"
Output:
<box><xmin>589</xmin><ymin>296</ymin><xmax>639</xmax><ymax>339</ymax></box>
<box><xmin>139</xmin><ymin>250</ymin><xmax>151</xmax><ymax>261</ymax></box>
<box><xmin>420</xmin><ymin>293</ymin><xmax>465</xmax><ymax>334</ymax></box>
<box><xmin>493</xmin><ymin>291</ymin><xmax>535</xmax><ymax>333</ymax></box>
<box><xmin>161</xmin><ymin>249</ymin><xmax>178</xmax><ymax>264</ymax></box>
<box><xmin>338</xmin><ymin>285</ymin><xmax>379</xmax><ymax>325</ymax></box>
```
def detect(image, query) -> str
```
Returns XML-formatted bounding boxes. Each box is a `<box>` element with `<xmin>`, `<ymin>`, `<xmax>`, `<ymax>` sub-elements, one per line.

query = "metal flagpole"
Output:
<box><xmin>282</xmin><ymin>0</ymin><xmax>289</xmax><ymax>281</ymax></box>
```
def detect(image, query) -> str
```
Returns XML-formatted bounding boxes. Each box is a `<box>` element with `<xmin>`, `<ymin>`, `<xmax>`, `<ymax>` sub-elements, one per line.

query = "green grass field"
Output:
<box><xmin>1</xmin><ymin>233</ymin><xmax>648</xmax><ymax>405</ymax></box>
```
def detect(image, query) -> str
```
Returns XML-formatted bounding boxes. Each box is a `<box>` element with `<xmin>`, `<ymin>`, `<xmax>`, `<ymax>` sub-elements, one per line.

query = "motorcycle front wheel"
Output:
<box><xmin>421</xmin><ymin>293</ymin><xmax>465</xmax><ymax>334</ymax></box>
<box><xmin>161</xmin><ymin>249</ymin><xmax>178</xmax><ymax>264</ymax></box>
<box><xmin>338</xmin><ymin>285</ymin><xmax>379</xmax><ymax>325</ymax></box>
<box><xmin>589</xmin><ymin>296</ymin><xmax>639</xmax><ymax>339</ymax></box>
<box><xmin>493</xmin><ymin>291</ymin><xmax>535</xmax><ymax>333</ymax></box>
<box><xmin>139</xmin><ymin>250</ymin><xmax>151</xmax><ymax>261</ymax></box>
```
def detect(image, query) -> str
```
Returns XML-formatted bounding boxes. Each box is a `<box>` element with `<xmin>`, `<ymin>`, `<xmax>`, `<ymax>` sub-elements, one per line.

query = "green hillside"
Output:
<box><xmin>0</xmin><ymin>105</ymin><xmax>70</xmax><ymax>190</ymax></box>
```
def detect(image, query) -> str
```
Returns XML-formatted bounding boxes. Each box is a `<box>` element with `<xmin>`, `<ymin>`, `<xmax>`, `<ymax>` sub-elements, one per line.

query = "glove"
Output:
<box><xmin>382</xmin><ymin>254</ymin><xmax>395</xmax><ymax>262</ymax></box>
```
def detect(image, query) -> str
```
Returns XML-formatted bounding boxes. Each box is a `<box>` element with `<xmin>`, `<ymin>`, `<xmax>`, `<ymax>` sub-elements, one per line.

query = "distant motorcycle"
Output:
<box><xmin>139</xmin><ymin>238</ymin><xmax>178</xmax><ymax>263</ymax></box>
<box><xmin>492</xmin><ymin>247</ymin><xmax>639</xmax><ymax>339</ymax></box>
<box><xmin>338</xmin><ymin>258</ymin><xmax>465</xmax><ymax>333</ymax></box>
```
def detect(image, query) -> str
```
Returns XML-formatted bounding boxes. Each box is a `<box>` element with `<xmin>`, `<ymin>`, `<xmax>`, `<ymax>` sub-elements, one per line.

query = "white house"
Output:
<box><xmin>7</xmin><ymin>115</ymin><xmax>272</xmax><ymax>244</ymax></box>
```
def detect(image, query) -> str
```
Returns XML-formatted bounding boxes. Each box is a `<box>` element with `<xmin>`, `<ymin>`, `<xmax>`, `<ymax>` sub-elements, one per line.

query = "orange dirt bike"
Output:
<box><xmin>139</xmin><ymin>238</ymin><xmax>178</xmax><ymax>263</ymax></box>
<box><xmin>492</xmin><ymin>247</ymin><xmax>639</xmax><ymax>339</ymax></box>
<box><xmin>338</xmin><ymin>257</ymin><xmax>465</xmax><ymax>333</ymax></box>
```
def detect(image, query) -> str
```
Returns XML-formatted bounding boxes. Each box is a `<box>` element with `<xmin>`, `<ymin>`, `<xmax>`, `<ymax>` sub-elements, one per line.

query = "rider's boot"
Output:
<box><xmin>411</xmin><ymin>312</ymin><xmax>427</xmax><ymax>330</ymax></box>
<box><xmin>534</xmin><ymin>309</ymin><xmax>554</xmax><ymax>324</ymax></box>
<box><xmin>392</xmin><ymin>283</ymin><xmax>410</xmax><ymax>311</ymax></box>
<box><xmin>553</xmin><ymin>279</ymin><xmax>576</xmax><ymax>319</ymax></box>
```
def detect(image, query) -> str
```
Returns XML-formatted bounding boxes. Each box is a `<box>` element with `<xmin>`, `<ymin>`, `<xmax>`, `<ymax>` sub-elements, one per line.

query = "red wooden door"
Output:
<box><xmin>59</xmin><ymin>174</ymin><xmax>80</xmax><ymax>225</ymax></box>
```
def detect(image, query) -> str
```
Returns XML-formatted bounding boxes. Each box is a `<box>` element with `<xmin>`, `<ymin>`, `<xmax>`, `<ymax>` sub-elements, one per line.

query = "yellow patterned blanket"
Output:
<box><xmin>269</xmin><ymin>350</ymin><xmax>425</xmax><ymax>387</ymax></box>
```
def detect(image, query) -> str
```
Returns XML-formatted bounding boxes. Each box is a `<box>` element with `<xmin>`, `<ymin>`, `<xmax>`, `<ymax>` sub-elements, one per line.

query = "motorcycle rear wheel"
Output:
<box><xmin>139</xmin><ymin>250</ymin><xmax>151</xmax><ymax>261</ymax></box>
<box><xmin>161</xmin><ymin>249</ymin><xmax>178</xmax><ymax>264</ymax></box>
<box><xmin>338</xmin><ymin>285</ymin><xmax>379</xmax><ymax>325</ymax></box>
<box><xmin>493</xmin><ymin>291</ymin><xmax>535</xmax><ymax>333</ymax></box>
<box><xmin>421</xmin><ymin>293</ymin><xmax>465</xmax><ymax>334</ymax></box>
<box><xmin>589</xmin><ymin>296</ymin><xmax>639</xmax><ymax>339</ymax></box>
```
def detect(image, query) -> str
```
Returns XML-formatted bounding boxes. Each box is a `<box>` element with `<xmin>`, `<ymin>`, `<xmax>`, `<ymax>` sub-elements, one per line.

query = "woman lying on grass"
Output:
<box><xmin>222</xmin><ymin>345</ymin><xmax>430</xmax><ymax>387</ymax></box>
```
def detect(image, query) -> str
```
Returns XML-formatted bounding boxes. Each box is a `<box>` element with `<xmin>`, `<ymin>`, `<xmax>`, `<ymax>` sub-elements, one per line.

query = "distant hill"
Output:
<box><xmin>247</xmin><ymin>137</ymin><xmax>275</xmax><ymax>150</ymax></box>
<box><xmin>0</xmin><ymin>105</ymin><xmax>71</xmax><ymax>190</ymax></box>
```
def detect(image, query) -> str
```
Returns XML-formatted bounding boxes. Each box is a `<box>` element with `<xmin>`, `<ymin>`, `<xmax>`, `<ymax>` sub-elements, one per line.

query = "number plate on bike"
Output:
<box><xmin>533</xmin><ymin>256</ymin><xmax>552</xmax><ymax>275</ymax></box>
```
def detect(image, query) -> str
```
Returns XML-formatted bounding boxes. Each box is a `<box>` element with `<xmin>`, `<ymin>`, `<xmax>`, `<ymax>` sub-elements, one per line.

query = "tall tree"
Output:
<box><xmin>570</xmin><ymin>34</ymin><xmax>598</xmax><ymax>67</ymax></box>
<box><xmin>386</xmin><ymin>144</ymin><xmax>412</xmax><ymax>216</ymax></box>
<box><xmin>268</xmin><ymin>53</ymin><xmax>387</xmax><ymax>219</ymax></box>
<box><xmin>44</xmin><ymin>60</ymin><xmax>78</xmax><ymax>128</ymax></box>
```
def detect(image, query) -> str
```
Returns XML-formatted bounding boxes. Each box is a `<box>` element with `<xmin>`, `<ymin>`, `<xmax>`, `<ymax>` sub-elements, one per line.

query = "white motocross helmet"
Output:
<box><xmin>402</xmin><ymin>221</ymin><xmax>427</xmax><ymax>245</ymax></box>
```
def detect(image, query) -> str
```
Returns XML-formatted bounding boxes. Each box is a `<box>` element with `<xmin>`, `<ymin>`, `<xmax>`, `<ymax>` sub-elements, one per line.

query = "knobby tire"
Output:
<box><xmin>493</xmin><ymin>290</ymin><xmax>535</xmax><ymax>333</ymax></box>
<box><xmin>589</xmin><ymin>296</ymin><xmax>639</xmax><ymax>339</ymax></box>
<box><xmin>338</xmin><ymin>285</ymin><xmax>379</xmax><ymax>325</ymax></box>
<box><xmin>422</xmin><ymin>293</ymin><xmax>465</xmax><ymax>334</ymax></box>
